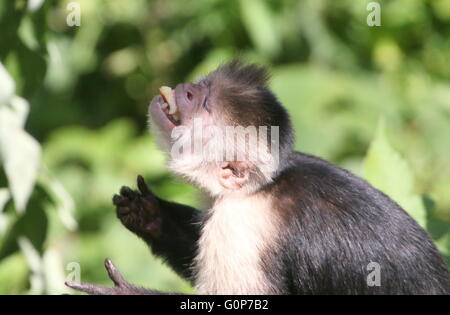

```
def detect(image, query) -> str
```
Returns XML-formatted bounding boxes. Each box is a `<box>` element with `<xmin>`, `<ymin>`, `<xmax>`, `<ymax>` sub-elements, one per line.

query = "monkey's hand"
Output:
<box><xmin>66</xmin><ymin>258</ymin><xmax>158</xmax><ymax>295</ymax></box>
<box><xmin>113</xmin><ymin>175</ymin><xmax>162</xmax><ymax>238</ymax></box>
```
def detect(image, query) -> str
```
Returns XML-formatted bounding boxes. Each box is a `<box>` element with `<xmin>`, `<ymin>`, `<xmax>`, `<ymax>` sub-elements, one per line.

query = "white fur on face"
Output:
<box><xmin>194</xmin><ymin>193</ymin><xmax>281</xmax><ymax>294</ymax></box>
<box><xmin>152</xmin><ymin>121</ymin><xmax>279</xmax><ymax>196</ymax></box>
<box><xmin>148</xmin><ymin>107</ymin><xmax>172</xmax><ymax>153</ymax></box>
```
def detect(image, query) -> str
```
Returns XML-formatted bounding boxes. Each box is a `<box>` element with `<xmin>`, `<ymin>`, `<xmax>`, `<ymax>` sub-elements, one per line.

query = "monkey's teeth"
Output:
<box><xmin>159</xmin><ymin>86</ymin><xmax>177</xmax><ymax>114</ymax></box>
<box><xmin>168</xmin><ymin>102</ymin><xmax>178</xmax><ymax>115</ymax></box>
<box><xmin>158</xmin><ymin>86</ymin><xmax>180</xmax><ymax>124</ymax></box>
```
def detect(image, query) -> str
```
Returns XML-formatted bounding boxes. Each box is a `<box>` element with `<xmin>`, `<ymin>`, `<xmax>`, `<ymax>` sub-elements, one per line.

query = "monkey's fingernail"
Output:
<box><xmin>104</xmin><ymin>258</ymin><xmax>114</xmax><ymax>270</ymax></box>
<box><xmin>113</xmin><ymin>194</ymin><xmax>126</xmax><ymax>205</ymax></box>
<box><xmin>137</xmin><ymin>176</ymin><xmax>151</xmax><ymax>195</ymax></box>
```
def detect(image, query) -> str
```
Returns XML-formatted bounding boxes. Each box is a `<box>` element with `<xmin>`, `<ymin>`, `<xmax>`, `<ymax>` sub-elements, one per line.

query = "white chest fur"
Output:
<box><xmin>194</xmin><ymin>193</ymin><xmax>279</xmax><ymax>294</ymax></box>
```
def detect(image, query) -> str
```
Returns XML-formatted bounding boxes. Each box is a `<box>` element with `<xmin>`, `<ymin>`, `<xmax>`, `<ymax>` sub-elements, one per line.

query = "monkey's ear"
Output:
<box><xmin>219</xmin><ymin>161</ymin><xmax>254</xmax><ymax>190</ymax></box>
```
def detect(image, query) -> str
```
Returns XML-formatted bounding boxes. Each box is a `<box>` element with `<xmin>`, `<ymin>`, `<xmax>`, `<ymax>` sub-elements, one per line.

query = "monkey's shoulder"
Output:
<box><xmin>263</xmin><ymin>151</ymin><xmax>419</xmax><ymax>228</ymax></box>
<box><xmin>266</xmin><ymin>151</ymin><xmax>382</xmax><ymax>207</ymax></box>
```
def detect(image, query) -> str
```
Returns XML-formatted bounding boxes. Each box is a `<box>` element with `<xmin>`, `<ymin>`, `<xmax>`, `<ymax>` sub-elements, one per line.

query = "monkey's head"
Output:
<box><xmin>149</xmin><ymin>60</ymin><xmax>293</xmax><ymax>196</ymax></box>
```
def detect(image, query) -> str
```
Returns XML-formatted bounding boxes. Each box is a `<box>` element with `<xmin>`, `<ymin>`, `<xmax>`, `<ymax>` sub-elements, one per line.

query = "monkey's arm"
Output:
<box><xmin>66</xmin><ymin>176</ymin><xmax>200</xmax><ymax>295</ymax></box>
<box><xmin>113</xmin><ymin>175</ymin><xmax>201</xmax><ymax>280</ymax></box>
<box><xmin>66</xmin><ymin>258</ymin><xmax>186</xmax><ymax>295</ymax></box>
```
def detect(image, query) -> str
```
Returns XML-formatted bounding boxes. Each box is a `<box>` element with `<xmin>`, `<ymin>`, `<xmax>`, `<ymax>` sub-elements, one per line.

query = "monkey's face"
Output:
<box><xmin>149</xmin><ymin>83</ymin><xmax>211</xmax><ymax>131</ymax></box>
<box><xmin>148</xmin><ymin>61</ymin><xmax>293</xmax><ymax>196</ymax></box>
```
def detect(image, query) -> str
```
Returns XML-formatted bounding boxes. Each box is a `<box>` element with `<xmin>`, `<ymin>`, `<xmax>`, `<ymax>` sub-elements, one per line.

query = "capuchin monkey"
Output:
<box><xmin>66</xmin><ymin>60</ymin><xmax>450</xmax><ymax>295</ymax></box>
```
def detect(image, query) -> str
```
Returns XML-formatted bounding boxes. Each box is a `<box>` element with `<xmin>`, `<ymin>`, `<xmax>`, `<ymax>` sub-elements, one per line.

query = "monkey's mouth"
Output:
<box><xmin>158</xmin><ymin>86</ymin><xmax>181</xmax><ymax>126</ymax></box>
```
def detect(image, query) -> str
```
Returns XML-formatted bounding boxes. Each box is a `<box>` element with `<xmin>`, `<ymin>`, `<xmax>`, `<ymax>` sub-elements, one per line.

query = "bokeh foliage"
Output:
<box><xmin>0</xmin><ymin>0</ymin><xmax>449</xmax><ymax>294</ymax></box>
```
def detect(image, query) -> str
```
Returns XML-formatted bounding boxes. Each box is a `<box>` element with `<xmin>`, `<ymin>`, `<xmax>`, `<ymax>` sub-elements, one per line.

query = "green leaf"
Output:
<box><xmin>18</xmin><ymin>236</ymin><xmax>45</xmax><ymax>294</ymax></box>
<box><xmin>423</xmin><ymin>195</ymin><xmax>450</xmax><ymax>240</ymax></box>
<box><xmin>0</xmin><ymin>1</ymin><xmax>25</xmax><ymax>59</ymax></box>
<box><xmin>239</xmin><ymin>0</ymin><xmax>280</xmax><ymax>57</ymax></box>
<box><xmin>0</xmin><ymin>62</ymin><xmax>15</xmax><ymax>106</ymax></box>
<box><xmin>0</xmin><ymin>97</ymin><xmax>41</xmax><ymax>213</ymax></box>
<box><xmin>0</xmin><ymin>188</ymin><xmax>10</xmax><ymax>236</ymax></box>
<box><xmin>0</xmin><ymin>253</ymin><xmax>28</xmax><ymax>294</ymax></box>
<box><xmin>0</xmin><ymin>188</ymin><xmax>10</xmax><ymax>213</ymax></box>
<box><xmin>38</xmin><ymin>171</ymin><xmax>77</xmax><ymax>231</ymax></box>
<box><xmin>0</xmin><ymin>189</ymin><xmax>48</xmax><ymax>261</ymax></box>
<box><xmin>363</xmin><ymin>121</ymin><xmax>427</xmax><ymax>227</ymax></box>
<box><xmin>27</xmin><ymin>0</ymin><xmax>45</xmax><ymax>12</ymax></box>
<box><xmin>24</xmin><ymin>0</ymin><xmax>49</xmax><ymax>51</ymax></box>
<box><xmin>15</xmin><ymin>41</ymin><xmax>47</xmax><ymax>97</ymax></box>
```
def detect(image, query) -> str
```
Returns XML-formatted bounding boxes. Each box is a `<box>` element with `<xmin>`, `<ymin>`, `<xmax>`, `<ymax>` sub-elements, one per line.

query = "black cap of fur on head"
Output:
<box><xmin>202</xmin><ymin>60</ymin><xmax>294</xmax><ymax>166</ymax></box>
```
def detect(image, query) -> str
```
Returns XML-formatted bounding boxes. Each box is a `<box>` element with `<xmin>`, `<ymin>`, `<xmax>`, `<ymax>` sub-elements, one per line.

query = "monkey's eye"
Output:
<box><xmin>187</xmin><ymin>91</ymin><xmax>193</xmax><ymax>101</ymax></box>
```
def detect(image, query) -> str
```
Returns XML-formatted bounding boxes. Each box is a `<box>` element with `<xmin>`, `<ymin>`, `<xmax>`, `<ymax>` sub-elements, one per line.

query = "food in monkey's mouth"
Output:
<box><xmin>158</xmin><ymin>86</ymin><xmax>180</xmax><ymax>125</ymax></box>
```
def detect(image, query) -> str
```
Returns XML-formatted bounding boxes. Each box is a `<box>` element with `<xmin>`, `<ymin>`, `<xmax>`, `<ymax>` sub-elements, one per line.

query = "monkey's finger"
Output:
<box><xmin>137</xmin><ymin>175</ymin><xmax>151</xmax><ymax>196</ymax></box>
<box><xmin>104</xmin><ymin>258</ymin><xmax>127</xmax><ymax>286</ymax></box>
<box><xmin>120</xmin><ymin>186</ymin><xmax>135</xmax><ymax>199</ymax></box>
<box><xmin>113</xmin><ymin>194</ymin><xmax>128</xmax><ymax>206</ymax></box>
<box><xmin>65</xmin><ymin>281</ymin><xmax>112</xmax><ymax>295</ymax></box>
<box><xmin>117</xmin><ymin>206</ymin><xmax>131</xmax><ymax>215</ymax></box>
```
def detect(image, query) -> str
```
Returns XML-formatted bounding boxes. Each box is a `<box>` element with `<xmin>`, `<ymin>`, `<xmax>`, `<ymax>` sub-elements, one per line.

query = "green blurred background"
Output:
<box><xmin>0</xmin><ymin>0</ymin><xmax>449</xmax><ymax>294</ymax></box>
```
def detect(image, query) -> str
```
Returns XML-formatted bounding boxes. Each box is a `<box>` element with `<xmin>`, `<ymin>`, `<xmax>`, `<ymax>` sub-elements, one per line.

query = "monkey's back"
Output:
<box><xmin>263</xmin><ymin>152</ymin><xmax>450</xmax><ymax>294</ymax></box>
